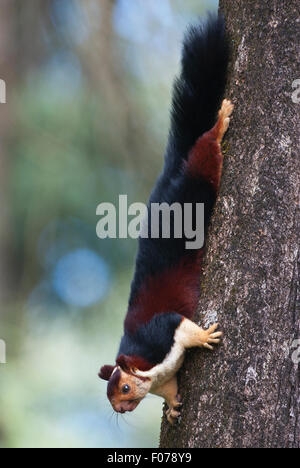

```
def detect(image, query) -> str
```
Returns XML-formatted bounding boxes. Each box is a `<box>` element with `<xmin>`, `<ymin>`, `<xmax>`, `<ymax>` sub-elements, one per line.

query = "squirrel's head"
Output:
<box><xmin>98</xmin><ymin>356</ymin><xmax>152</xmax><ymax>414</ymax></box>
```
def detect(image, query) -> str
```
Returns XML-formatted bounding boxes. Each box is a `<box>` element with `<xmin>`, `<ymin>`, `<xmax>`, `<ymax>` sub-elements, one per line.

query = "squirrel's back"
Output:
<box><xmin>128</xmin><ymin>15</ymin><xmax>229</xmax><ymax>308</ymax></box>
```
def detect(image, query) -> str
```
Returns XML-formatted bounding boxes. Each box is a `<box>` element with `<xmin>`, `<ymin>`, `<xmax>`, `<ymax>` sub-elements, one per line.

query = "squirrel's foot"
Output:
<box><xmin>216</xmin><ymin>99</ymin><xmax>234</xmax><ymax>144</ymax></box>
<box><xmin>200</xmin><ymin>323</ymin><xmax>223</xmax><ymax>351</ymax></box>
<box><xmin>166</xmin><ymin>394</ymin><xmax>183</xmax><ymax>425</ymax></box>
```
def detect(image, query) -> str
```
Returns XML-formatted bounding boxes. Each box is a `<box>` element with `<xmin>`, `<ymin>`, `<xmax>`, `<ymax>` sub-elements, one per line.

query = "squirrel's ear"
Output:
<box><xmin>116</xmin><ymin>354</ymin><xmax>153</xmax><ymax>372</ymax></box>
<box><xmin>116</xmin><ymin>355</ymin><xmax>131</xmax><ymax>372</ymax></box>
<box><xmin>98</xmin><ymin>365</ymin><xmax>115</xmax><ymax>381</ymax></box>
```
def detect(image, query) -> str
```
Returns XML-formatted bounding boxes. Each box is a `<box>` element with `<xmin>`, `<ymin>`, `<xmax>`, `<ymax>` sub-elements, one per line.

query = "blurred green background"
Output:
<box><xmin>0</xmin><ymin>0</ymin><xmax>217</xmax><ymax>448</ymax></box>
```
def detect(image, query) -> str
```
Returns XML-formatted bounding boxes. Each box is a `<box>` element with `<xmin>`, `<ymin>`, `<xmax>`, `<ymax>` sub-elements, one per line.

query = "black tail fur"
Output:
<box><xmin>165</xmin><ymin>14</ymin><xmax>229</xmax><ymax>174</ymax></box>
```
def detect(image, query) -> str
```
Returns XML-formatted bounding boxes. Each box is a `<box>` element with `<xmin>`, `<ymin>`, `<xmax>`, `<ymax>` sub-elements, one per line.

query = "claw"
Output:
<box><xmin>166</xmin><ymin>408</ymin><xmax>181</xmax><ymax>425</ymax></box>
<box><xmin>166</xmin><ymin>396</ymin><xmax>183</xmax><ymax>424</ymax></box>
<box><xmin>210</xmin><ymin>331</ymin><xmax>223</xmax><ymax>339</ymax></box>
<box><xmin>203</xmin><ymin>343</ymin><xmax>214</xmax><ymax>350</ymax></box>
<box><xmin>174</xmin><ymin>403</ymin><xmax>183</xmax><ymax>411</ymax></box>
<box><xmin>208</xmin><ymin>323</ymin><xmax>219</xmax><ymax>333</ymax></box>
<box><xmin>207</xmin><ymin>338</ymin><xmax>221</xmax><ymax>344</ymax></box>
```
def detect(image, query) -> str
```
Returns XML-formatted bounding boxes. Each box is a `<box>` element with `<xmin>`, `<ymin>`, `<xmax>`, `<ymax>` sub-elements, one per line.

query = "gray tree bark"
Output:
<box><xmin>160</xmin><ymin>0</ymin><xmax>300</xmax><ymax>449</ymax></box>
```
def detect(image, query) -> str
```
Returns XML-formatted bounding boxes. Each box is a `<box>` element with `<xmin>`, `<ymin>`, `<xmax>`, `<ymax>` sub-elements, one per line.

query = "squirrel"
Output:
<box><xmin>98</xmin><ymin>14</ymin><xmax>233</xmax><ymax>425</ymax></box>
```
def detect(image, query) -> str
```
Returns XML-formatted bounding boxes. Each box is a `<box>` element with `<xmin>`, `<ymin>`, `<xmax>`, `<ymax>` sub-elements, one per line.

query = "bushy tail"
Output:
<box><xmin>165</xmin><ymin>14</ymin><xmax>229</xmax><ymax>172</ymax></box>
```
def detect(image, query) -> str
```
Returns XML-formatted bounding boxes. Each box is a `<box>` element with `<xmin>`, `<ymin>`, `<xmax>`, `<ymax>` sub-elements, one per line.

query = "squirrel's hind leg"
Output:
<box><xmin>151</xmin><ymin>377</ymin><xmax>183</xmax><ymax>425</ymax></box>
<box><xmin>186</xmin><ymin>99</ymin><xmax>234</xmax><ymax>192</ymax></box>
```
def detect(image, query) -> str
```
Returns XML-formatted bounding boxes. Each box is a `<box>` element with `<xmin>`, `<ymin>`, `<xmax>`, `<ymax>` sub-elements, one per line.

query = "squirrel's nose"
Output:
<box><xmin>114</xmin><ymin>403</ymin><xmax>126</xmax><ymax>413</ymax></box>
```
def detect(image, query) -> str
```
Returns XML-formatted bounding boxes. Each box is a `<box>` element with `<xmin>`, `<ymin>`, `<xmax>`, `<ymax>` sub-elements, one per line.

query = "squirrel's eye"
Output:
<box><xmin>122</xmin><ymin>384</ymin><xmax>130</xmax><ymax>394</ymax></box>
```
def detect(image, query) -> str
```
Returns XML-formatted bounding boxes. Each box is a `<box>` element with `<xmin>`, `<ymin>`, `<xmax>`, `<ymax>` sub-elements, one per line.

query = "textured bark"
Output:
<box><xmin>160</xmin><ymin>0</ymin><xmax>300</xmax><ymax>449</ymax></box>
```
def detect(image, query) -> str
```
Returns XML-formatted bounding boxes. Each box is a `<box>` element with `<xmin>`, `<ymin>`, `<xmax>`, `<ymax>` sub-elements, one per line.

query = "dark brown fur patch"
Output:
<box><xmin>107</xmin><ymin>368</ymin><xmax>121</xmax><ymax>399</ymax></box>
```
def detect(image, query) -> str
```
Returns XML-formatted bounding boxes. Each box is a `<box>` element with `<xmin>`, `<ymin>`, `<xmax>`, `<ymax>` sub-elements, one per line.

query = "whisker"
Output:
<box><xmin>108</xmin><ymin>409</ymin><xmax>115</xmax><ymax>425</ymax></box>
<box><xmin>115</xmin><ymin>413</ymin><xmax>123</xmax><ymax>433</ymax></box>
<box><xmin>120</xmin><ymin>413</ymin><xmax>137</xmax><ymax>429</ymax></box>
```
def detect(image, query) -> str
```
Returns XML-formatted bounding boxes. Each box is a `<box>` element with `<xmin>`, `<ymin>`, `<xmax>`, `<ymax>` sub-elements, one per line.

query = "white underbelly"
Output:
<box><xmin>136</xmin><ymin>340</ymin><xmax>186</xmax><ymax>390</ymax></box>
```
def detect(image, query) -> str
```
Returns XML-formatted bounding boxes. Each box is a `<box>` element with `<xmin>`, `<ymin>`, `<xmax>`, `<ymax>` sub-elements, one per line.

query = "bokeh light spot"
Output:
<box><xmin>52</xmin><ymin>248</ymin><xmax>110</xmax><ymax>307</ymax></box>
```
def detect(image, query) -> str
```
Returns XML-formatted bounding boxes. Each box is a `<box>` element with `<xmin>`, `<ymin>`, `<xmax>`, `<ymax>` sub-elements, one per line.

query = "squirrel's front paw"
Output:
<box><xmin>201</xmin><ymin>323</ymin><xmax>223</xmax><ymax>350</ymax></box>
<box><xmin>166</xmin><ymin>395</ymin><xmax>183</xmax><ymax>425</ymax></box>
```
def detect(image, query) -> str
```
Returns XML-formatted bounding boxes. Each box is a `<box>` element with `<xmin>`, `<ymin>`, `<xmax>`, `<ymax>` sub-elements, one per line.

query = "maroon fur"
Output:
<box><xmin>107</xmin><ymin>368</ymin><xmax>121</xmax><ymax>398</ymax></box>
<box><xmin>186</xmin><ymin>125</ymin><xmax>223</xmax><ymax>193</ymax></box>
<box><xmin>125</xmin><ymin>251</ymin><xmax>203</xmax><ymax>334</ymax></box>
<box><xmin>98</xmin><ymin>365</ymin><xmax>115</xmax><ymax>381</ymax></box>
<box><xmin>117</xmin><ymin>354</ymin><xmax>154</xmax><ymax>372</ymax></box>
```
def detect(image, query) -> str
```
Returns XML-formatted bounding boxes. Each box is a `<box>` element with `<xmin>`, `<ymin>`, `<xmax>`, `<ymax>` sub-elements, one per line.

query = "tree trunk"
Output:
<box><xmin>160</xmin><ymin>0</ymin><xmax>300</xmax><ymax>449</ymax></box>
